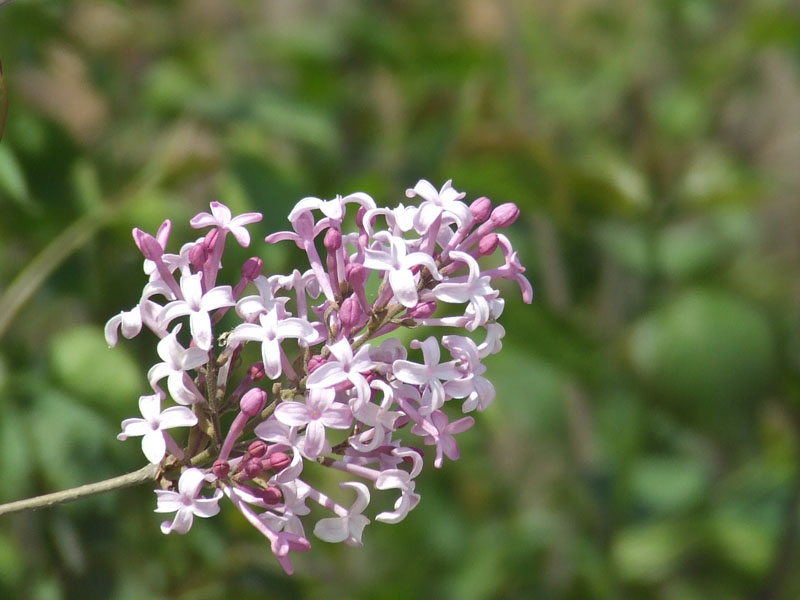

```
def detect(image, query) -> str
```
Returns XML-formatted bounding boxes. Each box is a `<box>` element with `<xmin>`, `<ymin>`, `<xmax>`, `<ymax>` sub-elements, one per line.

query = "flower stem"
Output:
<box><xmin>0</xmin><ymin>464</ymin><xmax>159</xmax><ymax>517</ymax></box>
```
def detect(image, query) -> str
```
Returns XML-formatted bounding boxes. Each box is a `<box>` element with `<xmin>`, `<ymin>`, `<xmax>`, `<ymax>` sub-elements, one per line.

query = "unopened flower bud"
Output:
<box><xmin>133</xmin><ymin>229</ymin><xmax>163</xmax><ymax>260</ymax></box>
<box><xmin>203</xmin><ymin>228</ymin><xmax>220</xmax><ymax>252</ymax></box>
<box><xmin>260</xmin><ymin>486</ymin><xmax>283</xmax><ymax>505</ymax></box>
<box><xmin>248</xmin><ymin>440</ymin><xmax>268</xmax><ymax>458</ymax></box>
<box><xmin>346</xmin><ymin>263</ymin><xmax>367</xmax><ymax>287</ymax></box>
<box><xmin>212</xmin><ymin>459</ymin><xmax>230</xmax><ymax>479</ymax></box>
<box><xmin>490</xmin><ymin>203</ymin><xmax>520</xmax><ymax>228</ymax></box>
<box><xmin>407</xmin><ymin>301</ymin><xmax>436</xmax><ymax>319</ymax></box>
<box><xmin>244</xmin><ymin>457</ymin><xmax>263</xmax><ymax>478</ymax></box>
<box><xmin>308</xmin><ymin>355</ymin><xmax>327</xmax><ymax>374</ymax></box>
<box><xmin>340</xmin><ymin>296</ymin><xmax>362</xmax><ymax>330</ymax></box>
<box><xmin>188</xmin><ymin>243</ymin><xmax>207</xmax><ymax>268</ymax></box>
<box><xmin>248</xmin><ymin>362</ymin><xmax>266</xmax><ymax>381</ymax></box>
<box><xmin>470</xmin><ymin>196</ymin><xmax>492</xmax><ymax>222</ymax></box>
<box><xmin>268</xmin><ymin>451</ymin><xmax>291</xmax><ymax>472</ymax></box>
<box><xmin>241</xmin><ymin>257</ymin><xmax>263</xmax><ymax>281</ymax></box>
<box><xmin>324</xmin><ymin>228</ymin><xmax>342</xmax><ymax>250</ymax></box>
<box><xmin>240</xmin><ymin>388</ymin><xmax>267</xmax><ymax>417</ymax></box>
<box><xmin>478</xmin><ymin>233</ymin><xmax>500</xmax><ymax>256</ymax></box>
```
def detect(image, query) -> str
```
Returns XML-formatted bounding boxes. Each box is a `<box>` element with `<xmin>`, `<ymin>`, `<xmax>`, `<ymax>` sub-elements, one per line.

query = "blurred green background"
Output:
<box><xmin>1</xmin><ymin>1</ymin><xmax>800</xmax><ymax>598</ymax></box>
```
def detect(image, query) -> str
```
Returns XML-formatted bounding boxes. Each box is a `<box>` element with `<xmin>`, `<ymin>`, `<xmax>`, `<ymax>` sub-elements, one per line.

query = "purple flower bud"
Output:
<box><xmin>242</xmin><ymin>257</ymin><xmax>263</xmax><ymax>281</ymax></box>
<box><xmin>244</xmin><ymin>457</ymin><xmax>263</xmax><ymax>478</ymax></box>
<box><xmin>260</xmin><ymin>486</ymin><xmax>283</xmax><ymax>505</ymax></box>
<box><xmin>203</xmin><ymin>228</ymin><xmax>220</xmax><ymax>252</ymax></box>
<box><xmin>240</xmin><ymin>388</ymin><xmax>267</xmax><ymax>417</ymax></box>
<box><xmin>323</xmin><ymin>228</ymin><xmax>342</xmax><ymax>250</ymax></box>
<box><xmin>407</xmin><ymin>301</ymin><xmax>437</xmax><ymax>319</ymax></box>
<box><xmin>490</xmin><ymin>203</ymin><xmax>520</xmax><ymax>228</ymax></box>
<box><xmin>339</xmin><ymin>296</ymin><xmax>362</xmax><ymax>330</ymax></box>
<box><xmin>346</xmin><ymin>263</ymin><xmax>367</xmax><ymax>287</ymax></box>
<box><xmin>212</xmin><ymin>459</ymin><xmax>230</xmax><ymax>479</ymax></box>
<box><xmin>308</xmin><ymin>354</ymin><xmax>327</xmax><ymax>374</ymax></box>
<box><xmin>268</xmin><ymin>451</ymin><xmax>291</xmax><ymax>472</ymax></box>
<box><xmin>132</xmin><ymin>229</ymin><xmax>163</xmax><ymax>260</ymax></box>
<box><xmin>248</xmin><ymin>440</ymin><xmax>268</xmax><ymax>458</ymax></box>
<box><xmin>479</xmin><ymin>233</ymin><xmax>500</xmax><ymax>256</ymax></box>
<box><xmin>470</xmin><ymin>196</ymin><xmax>492</xmax><ymax>222</ymax></box>
<box><xmin>188</xmin><ymin>243</ymin><xmax>207</xmax><ymax>268</ymax></box>
<box><xmin>249</xmin><ymin>362</ymin><xmax>266</xmax><ymax>381</ymax></box>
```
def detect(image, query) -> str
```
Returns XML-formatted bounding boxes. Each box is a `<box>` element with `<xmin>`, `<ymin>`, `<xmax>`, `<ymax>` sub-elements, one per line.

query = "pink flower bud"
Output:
<box><xmin>244</xmin><ymin>457</ymin><xmax>263</xmax><ymax>478</ymax></box>
<box><xmin>203</xmin><ymin>228</ymin><xmax>220</xmax><ymax>251</ymax></box>
<box><xmin>132</xmin><ymin>229</ymin><xmax>163</xmax><ymax>260</ymax></box>
<box><xmin>268</xmin><ymin>451</ymin><xmax>291</xmax><ymax>472</ymax></box>
<box><xmin>212</xmin><ymin>459</ymin><xmax>230</xmax><ymax>479</ymax></box>
<box><xmin>248</xmin><ymin>440</ymin><xmax>268</xmax><ymax>458</ymax></box>
<box><xmin>241</xmin><ymin>257</ymin><xmax>263</xmax><ymax>281</ymax></box>
<box><xmin>308</xmin><ymin>354</ymin><xmax>327</xmax><ymax>374</ymax></box>
<box><xmin>478</xmin><ymin>233</ymin><xmax>500</xmax><ymax>256</ymax></box>
<box><xmin>240</xmin><ymin>388</ymin><xmax>267</xmax><ymax>417</ymax></box>
<box><xmin>260</xmin><ymin>486</ymin><xmax>283</xmax><ymax>505</ymax></box>
<box><xmin>408</xmin><ymin>301</ymin><xmax>437</xmax><ymax>319</ymax></box>
<box><xmin>346</xmin><ymin>263</ymin><xmax>367</xmax><ymax>287</ymax></box>
<box><xmin>248</xmin><ymin>362</ymin><xmax>266</xmax><ymax>381</ymax></box>
<box><xmin>470</xmin><ymin>196</ymin><xmax>492</xmax><ymax>222</ymax></box>
<box><xmin>323</xmin><ymin>228</ymin><xmax>342</xmax><ymax>250</ymax></box>
<box><xmin>490</xmin><ymin>203</ymin><xmax>520</xmax><ymax>228</ymax></box>
<box><xmin>188</xmin><ymin>243</ymin><xmax>207</xmax><ymax>268</ymax></box>
<box><xmin>339</xmin><ymin>296</ymin><xmax>362</xmax><ymax>330</ymax></box>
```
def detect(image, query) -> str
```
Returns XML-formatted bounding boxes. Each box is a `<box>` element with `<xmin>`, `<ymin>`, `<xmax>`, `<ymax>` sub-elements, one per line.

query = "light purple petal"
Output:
<box><xmin>389</xmin><ymin>268</ymin><xmax>418</xmax><ymax>308</ymax></box>
<box><xmin>320</xmin><ymin>403</ymin><xmax>352</xmax><ymax>429</ymax></box>
<box><xmin>141</xmin><ymin>430</ymin><xmax>167</xmax><ymax>464</ymax></box>
<box><xmin>274</xmin><ymin>401</ymin><xmax>312</xmax><ymax>427</ymax></box>
<box><xmin>119</xmin><ymin>418</ymin><xmax>149</xmax><ymax>438</ymax></box>
<box><xmin>159</xmin><ymin>405</ymin><xmax>198</xmax><ymax>429</ymax></box>
<box><xmin>306</xmin><ymin>362</ymin><xmax>348</xmax><ymax>388</ymax></box>
<box><xmin>314</xmin><ymin>517</ymin><xmax>349</xmax><ymax>543</ymax></box>
<box><xmin>260</xmin><ymin>338</ymin><xmax>283</xmax><ymax>380</ymax></box>
<box><xmin>189</xmin><ymin>310</ymin><xmax>214</xmax><ymax>351</ymax></box>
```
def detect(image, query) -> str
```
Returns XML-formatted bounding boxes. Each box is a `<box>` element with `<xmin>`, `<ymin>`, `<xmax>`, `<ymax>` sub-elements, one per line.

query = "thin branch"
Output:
<box><xmin>0</xmin><ymin>464</ymin><xmax>159</xmax><ymax>517</ymax></box>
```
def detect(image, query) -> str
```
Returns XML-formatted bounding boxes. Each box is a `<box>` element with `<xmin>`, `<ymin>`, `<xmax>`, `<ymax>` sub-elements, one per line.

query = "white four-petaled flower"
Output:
<box><xmin>155</xmin><ymin>468</ymin><xmax>222</xmax><ymax>534</ymax></box>
<box><xmin>118</xmin><ymin>392</ymin><xmax>197</xmax><ymax>463</ymax></box>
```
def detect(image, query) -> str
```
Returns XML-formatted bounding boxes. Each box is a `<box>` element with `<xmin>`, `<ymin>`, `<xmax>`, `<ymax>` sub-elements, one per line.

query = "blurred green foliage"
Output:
<box><xmin>1</xmin><ymin>1</ymin><xmax>800</xmax><ymax>598</ymax></box>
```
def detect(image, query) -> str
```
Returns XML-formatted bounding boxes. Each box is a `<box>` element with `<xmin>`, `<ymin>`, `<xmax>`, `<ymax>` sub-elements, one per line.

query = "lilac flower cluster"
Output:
<box><xmin>107</xmin><ymin>180</ymin><xmax>532</xmax><ymax>574</ymax></box>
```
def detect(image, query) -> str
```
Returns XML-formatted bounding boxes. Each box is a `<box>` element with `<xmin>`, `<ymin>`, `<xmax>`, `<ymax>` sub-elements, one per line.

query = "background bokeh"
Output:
<box><xmin>1</xmin><ymin>1</ymin><xmax>800</xmax><ymax>598</ymax></box>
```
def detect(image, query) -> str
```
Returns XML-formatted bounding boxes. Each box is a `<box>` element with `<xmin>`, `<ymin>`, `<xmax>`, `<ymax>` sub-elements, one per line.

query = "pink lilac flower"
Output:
<box><xmin>228</xmin><ymin>308</ymin><xmax>318</xmax><ymax>380</ymax></box>
<box><xmin>189</xmin><ymin>201</ymin><xmax>262</xmax><ymax>247</ymax></box>
<box><xmin>118</xmin><ymin>392</ymin><xmax>197</xmax><ymax>463</ymax></box>
<box><xmin>391</xmin><ymin>336</ymin><xmax>461</xmax><ymax>414</ymax></box>
<box><xmin>274</xmin><ymin>388</ymin><xmax>353</xmax><ymax>459</ymax></box>
<box><xmin>155</xmin><ymin>468</ymin><xmax>222</xmax><ymax>534</ymax></box>
<box><xmin>147</xmin><ymin>325</ymin><xmax>208</xmax><ymax>405</ymax></box>
<box><xmin>306</xmin><ymin>339</ymin><xmax>375</xmax><ymax>409</ymax></box>
<box><xmin>158</xmin><ymin>272</ymin><xmax>235</xmax><ymax>350</ymax></box>
<box><xmin>313</xmin><ymin>481</ymin><xmax>370</xmax><ymax>546</ymax></box>
<box><xmin>107</xmin><ymin>184</ymin><xmax>532</xmax><ymax>574</ymax></box>
<box><xmin>362</xmin><ymin>231</ymin><xmax>442</xmax><ymax>308</ymax></box>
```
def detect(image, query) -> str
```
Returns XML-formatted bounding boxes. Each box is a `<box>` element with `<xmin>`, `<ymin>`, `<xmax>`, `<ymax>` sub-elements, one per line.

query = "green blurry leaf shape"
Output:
<box><xmin>613</xmin><ymin>521</ymin><xmax>690</xmax><ymax>584</ymax></box>
<box><xmin>631</xmin><ymin>456</ymin><xmax>708</xmax><ymax>514</ymax></box>
<box><xmin>49</xmin><ymin>325</ymin><xmax>142</xmax><ymax>412</ymax></box>
<box><xmin>628</xmin><ymin>288</ymin><xmax>775</xmax><ymax>411</ymax></box>
<box><xmin>0</xmin><ymin>143</ymin><xmax>33</xmax><ymax>210</ymax></box>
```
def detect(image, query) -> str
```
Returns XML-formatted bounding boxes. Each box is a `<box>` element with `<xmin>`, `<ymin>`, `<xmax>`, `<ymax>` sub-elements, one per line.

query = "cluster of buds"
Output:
<box><xmin>106</xmin><ymin>179</ymin><xmax>532</xmax><ymax>574</ymax></box>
